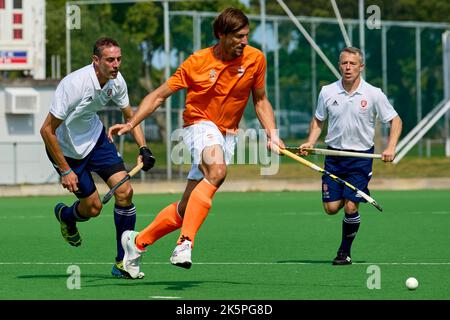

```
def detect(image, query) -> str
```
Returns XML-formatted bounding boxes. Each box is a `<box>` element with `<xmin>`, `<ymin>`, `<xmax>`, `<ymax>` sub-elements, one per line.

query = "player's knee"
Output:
<box><xmin>115</xmin><ymin>184</ymin><xmax>133</xmax><ymax>203</ymax></box>
<box><xmin>324</xmin><ymin>208</ymin><xmax>339</xmax><ymax>215</ymax></box>
<box><xmin>323</xmin><ymin>204</ymin><xmax>340</xmax><ymax>215</ymax></box>
<box><xmin>86</xmin><ymin>201</ymin><xmax>102</xmax><ymax>217</ymax></box>
<box><xmin>344</xmin><ymin>204</ymin><xmax>358</xmax><ymax>214</ymax></box>
<box><xmin>205</xmin><ymin>164</ymin><xmax>227</xmax><ymax>186</ymax></box>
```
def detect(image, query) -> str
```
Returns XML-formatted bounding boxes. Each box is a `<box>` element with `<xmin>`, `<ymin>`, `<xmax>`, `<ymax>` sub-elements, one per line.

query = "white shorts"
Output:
<box><xmin>183</xmin><ymin>121</ymin><xmax>236</xmax><ymax>180</ymax></box>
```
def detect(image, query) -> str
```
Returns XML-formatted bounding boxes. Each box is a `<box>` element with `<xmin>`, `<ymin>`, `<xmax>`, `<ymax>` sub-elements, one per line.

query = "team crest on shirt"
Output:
<box><xmin>237</xmin><ymin>66</ymin><xmax>245</xmax><ymax>77</ymax></box>
<box><xmin>331</xmin><ymin>100</ymin><xmax>339</xmax><ymax>106</ymax></box>
<box><xmin>209</xmin><ymin>69</ymin><xmax>216</xmax><ymax>82</ymax></box>
<box><xmin>361</xmin><ymin>99</ymin><xmax>367</xmax><ymax>108</ymax></box>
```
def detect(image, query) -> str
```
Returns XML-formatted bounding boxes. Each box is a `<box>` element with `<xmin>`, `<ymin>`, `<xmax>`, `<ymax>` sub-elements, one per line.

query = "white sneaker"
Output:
<box><xmin>169</xmin><ymin>240</ymin><xmax>192</xmax><ymax>269</ymax></box>
<box><xmin>121</xmin><ymin>230</ymin><xmax>145</xmax><ymax>279</ymax></box>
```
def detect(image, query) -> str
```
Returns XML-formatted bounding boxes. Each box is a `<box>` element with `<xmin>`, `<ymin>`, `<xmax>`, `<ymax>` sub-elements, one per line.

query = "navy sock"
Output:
<box><xmin>339</xmin><ymin>212</ymin><xmax>360</xmax><ymax>255</ymax></box>
<box><xmin>60</xmin><ymin>201</ymin><xmax>90</xmax><ymax>225</ymax></box>
<box><xmin>114</xmin><ymin>203</ymin><xmax>136</xmax><ymax>262</ymax></box>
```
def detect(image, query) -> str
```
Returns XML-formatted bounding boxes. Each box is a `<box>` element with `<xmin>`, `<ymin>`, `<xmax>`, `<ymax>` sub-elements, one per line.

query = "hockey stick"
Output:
<box><xmin>101</xmin><ymin>162</ymin><xmax>143</xmax><ymax>204</ymax></box>
<box><xmin>280</xmin><ymin>148</ymin><xmax>382</xmax><ymax>212</ymax></box>
<box><xmin>285</xmin><ymin>147</ymin><xmax>382</xmax><ymax>159</ymax></box>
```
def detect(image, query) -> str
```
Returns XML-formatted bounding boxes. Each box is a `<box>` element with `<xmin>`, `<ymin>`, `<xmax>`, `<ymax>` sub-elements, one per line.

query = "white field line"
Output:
<box><xmin>1</xmin><ymin>262</ymin><xmax>450</xmax><ymax>266</ymax></box>
<box><xmin>1</xmin><ymin>210</ymin><xmax>450</xmax><ymax>220</ymax></box>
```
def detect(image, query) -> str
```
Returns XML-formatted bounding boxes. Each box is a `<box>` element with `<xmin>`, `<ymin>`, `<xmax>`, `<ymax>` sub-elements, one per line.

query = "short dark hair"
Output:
<box><xmin>213</xmin><ymin>8</ymin><xmax>249</xmax><ymax>39</ymax></box>
<box><xmin>93</xmin><ymin>37</ymin><xmax>120</xmax><ymax>57</ymax></box>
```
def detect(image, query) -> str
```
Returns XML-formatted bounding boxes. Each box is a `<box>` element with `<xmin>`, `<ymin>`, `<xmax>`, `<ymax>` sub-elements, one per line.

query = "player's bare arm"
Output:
<box><xmin>382</xmin><ymin>115</ymin><xmax>403</xmax><ymax>162</ymax></box>
<box><xmin>252</xmin><ymin>86</ymin><xmax>285</xmax><ymax>152</ymax></box>
<box><xmin>108</xmin><ymin>83</ymin><xmax>174</xmax><ymax>140</ymax></box>
<box><xmin>120</xmin><ymin>105</ymin><xmax>146</xmax><ymax>147</ymax></box>
<box><xmin>120</xmin><ymin>105</ymin><xmax>156</xmax><ymax>171</ymax></box>
<box><xmin>299</xmin><ymin>117</ymin><xmax>324</xmax><ymax>156</ymax></box>
<box><xmin>40</xmin><ymin>113</ymin><xmax>79</xmax><ymax>192</ymax></box>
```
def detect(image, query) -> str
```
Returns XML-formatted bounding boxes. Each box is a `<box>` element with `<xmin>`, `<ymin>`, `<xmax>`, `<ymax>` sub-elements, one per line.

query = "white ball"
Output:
<box><xmin>405</xmin><ymin>277</ymin><xmax>419</xmax><ymax>290</ymax></box>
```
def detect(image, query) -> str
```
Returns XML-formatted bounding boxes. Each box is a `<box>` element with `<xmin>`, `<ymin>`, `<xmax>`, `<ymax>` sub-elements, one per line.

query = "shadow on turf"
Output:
<box><xmin>16</xmin><ymin>275</ymin><xmax>249</xmax><ymax>290</ymax></box>
<box><xmin>276</xmin><ymin>259</ymin><xmax>367</xmax><ymax>264</ymax></box>
<box><xmin>82</xmin><ymin>280</ymin><xmax>251</xmax><ymax>291</ymax></box>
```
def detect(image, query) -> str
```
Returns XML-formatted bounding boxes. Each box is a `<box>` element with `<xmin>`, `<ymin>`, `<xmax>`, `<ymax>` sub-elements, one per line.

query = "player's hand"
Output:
<box><xmin>298</xmin><ymin>142</ymin><xmax>315</xmax><ymax>156</ymax></box>
<box><xmin>61</xmin><ymin>171</ymin><xmax>79</xmax><ymax>193</ymax></box>
<box><xmin>108</xmin><ymin>123</ymin><xmax>133</xmax><ymax>142</ymax></box>
<box><xmin>381</xmin><ymin>146</ymin><xmax>396</xmax><ymax>162</ymax></box>
<box><xmin>267</xmin><ymin>135</ymin><xmax>285</xmax><ymax>154</ymax></box>
<box><xmin>139</xmin><ymin>146</ymin><xmax>156</xmax><ymax>171</ymax></box>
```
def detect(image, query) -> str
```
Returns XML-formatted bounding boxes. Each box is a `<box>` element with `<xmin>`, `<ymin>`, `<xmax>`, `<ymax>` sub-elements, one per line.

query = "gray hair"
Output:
<box><xmin>340</xmin><ymin>47</ymin><xmax>364</xmax><ymax>64</ymax></box>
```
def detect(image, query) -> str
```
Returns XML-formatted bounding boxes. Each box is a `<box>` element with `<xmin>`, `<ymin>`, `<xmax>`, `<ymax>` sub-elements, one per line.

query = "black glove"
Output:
<box><xmin>139</xmin><ymin>146</ymin><xmax>156</xmax><ymax>172</ymax></box>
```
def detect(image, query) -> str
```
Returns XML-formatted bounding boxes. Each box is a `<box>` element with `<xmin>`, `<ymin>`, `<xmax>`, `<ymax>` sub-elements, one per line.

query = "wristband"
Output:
<box><xmin>60</xmin><ymin>168</ymin><xmax>72</xmax><ymax>177</ymax></box>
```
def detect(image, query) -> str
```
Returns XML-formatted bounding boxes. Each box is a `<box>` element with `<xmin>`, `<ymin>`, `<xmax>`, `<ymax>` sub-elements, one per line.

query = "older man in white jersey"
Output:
<box><xmin>40</xmin><ymin>37</ymin><xmax>155</xmax><ymax>279</ymax></box>
<box><xmin>300</xmin><ymin>47</ymin><xmax>402</xmax><ymax>265</ymax></box>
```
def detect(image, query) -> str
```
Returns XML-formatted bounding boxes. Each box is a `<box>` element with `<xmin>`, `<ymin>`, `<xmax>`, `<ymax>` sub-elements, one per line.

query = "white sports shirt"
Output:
<box><xmin>49</xmin><ymin>64</ymin><xmax>129</xmax><ymax>159</ymax></box>
<box><xmin>315</xmin><ymin>78</ymin><xmax>398</xmax><ymax>151</ymax></box>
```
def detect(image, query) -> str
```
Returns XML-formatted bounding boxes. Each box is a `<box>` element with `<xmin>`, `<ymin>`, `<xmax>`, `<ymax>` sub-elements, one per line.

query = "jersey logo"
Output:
<box><xmin>361</xmin><ymin>99</ymin><xmax>367</xmax><ymax>108</ymax></box>
<box><xmin>107</xmin><ymin>89</ymin><xmax>112</xmax><ymax>97</ymax></box>
<box><xmin>332</xmin><ymin>100</ymin><xmax>339</xmax><ymax>106</ymax></box>
<box><xmin>237</xmin><ymin>66</ymin><xmax>245</xmax><ymax>77</ymax></box>
<box><xmin>209</xmin><ymin>69</ymin><xmax>216</xmax><ymax>82</ymax></box>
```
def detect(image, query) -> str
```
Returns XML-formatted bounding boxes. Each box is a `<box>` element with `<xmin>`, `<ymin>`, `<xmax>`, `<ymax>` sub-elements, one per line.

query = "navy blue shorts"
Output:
<box><xmin>322</xmin><ymin>146</ymin><xmax>374</xmax><ymax>203</ymax></box>
<box><xmin>47</xmin><ymin>127</ymin><xmax>125</xmax><ymax>198</ymax></box>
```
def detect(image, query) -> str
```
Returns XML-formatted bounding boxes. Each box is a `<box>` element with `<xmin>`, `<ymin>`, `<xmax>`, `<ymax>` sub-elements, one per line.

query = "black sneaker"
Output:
<box><xmin>332</xmin><ymin>250</ymin><xmax>352</xmax><ymax>265</ymax></box>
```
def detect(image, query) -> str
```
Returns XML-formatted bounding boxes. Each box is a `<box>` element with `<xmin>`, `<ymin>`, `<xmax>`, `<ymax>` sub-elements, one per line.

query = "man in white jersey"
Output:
<box><xmin>300</xmin><ymin>47</ymin><xmax>402</xmax><ymax>265</ymax></box>
<box><xmin>40</xmin><ymin>37</ymin><xmax>155</xmax><ymax>279</ymax></box>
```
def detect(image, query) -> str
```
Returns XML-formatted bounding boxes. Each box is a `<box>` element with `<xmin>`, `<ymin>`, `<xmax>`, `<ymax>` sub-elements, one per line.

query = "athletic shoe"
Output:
<box><xmin>170</xmin><ymin>240</ymin><xmax>192</xmax><ymax>269</ymax></box>
<box><xmin>111</xmin><ymin>261</ymin><xmax>144</xmax><ymax>279</ymax></box>
<box><xmin>332</xmin><ymin>250</ymin><xmax>352</xmax><ymax>265</ymax></box>
<box><xmin>54</xmin><ymin>203</ymin><xmax>81</xmax><ymax>247</ymax></box>
<box><xmin>121</xmin><ymin>230</ymin><xmax>145</xmax><ymax>279</ymax></box>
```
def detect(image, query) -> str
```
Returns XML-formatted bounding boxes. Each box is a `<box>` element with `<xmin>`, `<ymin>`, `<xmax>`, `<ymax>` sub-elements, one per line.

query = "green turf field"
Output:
<box><xmin>0</xmin><ymin>190</ymin><xmax>449</xmax><ymax>300</ymax></box>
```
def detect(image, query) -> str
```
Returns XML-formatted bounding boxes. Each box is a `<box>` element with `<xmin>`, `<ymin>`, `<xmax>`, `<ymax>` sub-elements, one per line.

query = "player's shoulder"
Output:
<box><xmin>360</xmin><ymin>79</ymin><xmax>385</xmax><ymax>96</ymax></box>
<box><xmin>244</xmin><ymin>45</ymin><xmax>264</xmax><ymax>57</ymax></box>
<box><xmin>320</xmin><ymin>80</ymin><xmax>341</xmax><ymax>96</ymax></box>
<box><xmin>56</xmin><ymin>64</ymin><xmax>92</xmax><ymax>94</ymax></box>
<box><xmin>182</xmin><ymin>47</ymin><xmax>213</xmax><ymax>70</ymax></box>
<box><xmin>114</xmin><ymin>71</ymin><xmax>127</xmax><ymax>87</ymax></box>
<box><xmin>243</xmin><ymin>45</ymin><xmax>265</xmax><ymax>66</ymax></box>
<box><xmin>59</xmin><ymin>64</ymin><xmax>92</xmax><ymax>86</ymax></box>
<box><xmin>189</xmin><ymin>47</ymin><xmax>213</xmax><ymax>61</ymax></box>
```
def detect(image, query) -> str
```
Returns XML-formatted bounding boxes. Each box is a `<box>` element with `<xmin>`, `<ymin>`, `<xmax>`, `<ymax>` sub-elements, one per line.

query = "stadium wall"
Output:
<box><xmin>0</xmin><ymin>79</ymin><xmax>58</xmax><ymax>185</ymax></box>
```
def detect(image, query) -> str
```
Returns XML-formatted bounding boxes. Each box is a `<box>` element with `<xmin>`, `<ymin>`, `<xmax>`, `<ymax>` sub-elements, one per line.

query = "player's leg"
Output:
<box><xmin>333</xmin><ymin>154</ymin><xmax>373</xmax><ymax>265</ymax></box>
<box><xmin>54</xmin><ymin>174</ymin><xmax>100</xmax><ymax>246</ymax></box>
<box><xmin>104</xmin><ymin>171</ymin><xmax>135</xmax><ymax>263</ymax></box>
<box><xmin>90</xmin><ymin>128</ymin><xmax>142</xmax><ymax>278</ymax></box>
<box><xmin>169</xmin><ymin>144</ymin><xmax>224</xmax><ymax>269</ymax></box>
<box><xmin>179</xmin><ymin>144</ymin><xmax>224</xmax><ymax>241</ymax></box>
<box><xmin>134</xmin><ymin>181</ymin><xmax>197</xmax><ymax>250</ymax></box>
<box><xmin>333</xmin><ymin>199</ymin><xmax>361</xmax><ymax>263</ymax></box>
<box><xmin>169</xmin><ymin>122</ymin><xmax>229</xmax><ymax>269</ymax></box>
<box><xmin>321</xmin><ymin>154</ymin><xmax>353</xmax><ymax>264</ymax></box>
<box><xmin>120</xmin><ymin>194</ymin><xmax>187</xmax><ymax>279</ymax></box>
<box><xmin>51</xmin><ymin>155</ymin><xmax>99</xmax><ymax>247</ymax></box>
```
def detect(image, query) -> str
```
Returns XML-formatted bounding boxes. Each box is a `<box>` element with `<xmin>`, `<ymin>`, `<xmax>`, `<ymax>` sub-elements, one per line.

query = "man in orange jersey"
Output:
<box><xmin>108</xmin><ymin>7</ymin><xmax>285</xmax><ymax>278</ymax></box>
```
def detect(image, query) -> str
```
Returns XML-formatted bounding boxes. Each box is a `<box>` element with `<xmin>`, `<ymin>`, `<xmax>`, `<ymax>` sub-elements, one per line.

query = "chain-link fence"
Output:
<box><xmin>63</xmin><ymin>2</ymin><xmax>450</xmax><ymax>178</ymax></box>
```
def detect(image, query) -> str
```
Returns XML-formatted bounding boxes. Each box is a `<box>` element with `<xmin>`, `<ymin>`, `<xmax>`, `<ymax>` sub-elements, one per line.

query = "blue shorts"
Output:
<box><xmin>47</xmin><ymin>127</ymin><xmax>125</xmax><ymax>198</ymax></box>
<box><xmin>322</xmin><ymin>146</ymin><xmax>374</xmax><ymax>203</ymax></box>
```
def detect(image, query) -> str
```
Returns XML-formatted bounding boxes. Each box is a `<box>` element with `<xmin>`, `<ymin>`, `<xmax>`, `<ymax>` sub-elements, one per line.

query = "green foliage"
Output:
<box><xmin>45</xmin><ymin>1</ymin><xmax>449</xmax><ymax>140</ymax></box>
